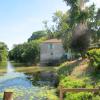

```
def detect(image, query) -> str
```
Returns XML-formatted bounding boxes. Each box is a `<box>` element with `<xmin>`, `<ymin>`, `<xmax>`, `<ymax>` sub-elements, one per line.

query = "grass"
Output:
<box><xmin>58</xmin><ymin>59</ymin><xmax>100</xmax><ymax>100</ymax></box>
<box><xmin>0</xmin><ymin>62</ymin><xmax>58</xmax><ymax>74</ymax></box>
<box><xmin>10</xmin><ymin>61</ymin><xmax>58</xmax><ymax>73</ymax></box>
<box><xmin>58</xmin><ymin>59</ymin><xmax>91</xmax><ymax>77</ymax></box>
<box><xmin>15</xmin><ymin>66</ymin><xmax>57</xmax><ymax>73</ymax></box>
<box><xmin>58</xmin><ymin>58</ymin><xmax>100</xmax><ymax>87</ymax></box>
<box><xmin>0</xmin><ymin>66</ymin><xmax>57</xmax><ymax>74</ymax></box>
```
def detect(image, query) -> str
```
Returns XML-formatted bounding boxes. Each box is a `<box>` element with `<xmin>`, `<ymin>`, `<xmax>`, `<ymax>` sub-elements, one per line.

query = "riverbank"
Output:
<box><xmin>57</xmin><ymin>59</ymin><xmax>100</xmax><ymax>100</ymax></box>
<box><xmin>0</xmin><ymin>66</ymin><xmax>57</xmax><ymax>74</ymax></box>
<box><xmin>0</xmin><ymin>61</ymin><xmax>58</xmax><ymax>74</ymax></box>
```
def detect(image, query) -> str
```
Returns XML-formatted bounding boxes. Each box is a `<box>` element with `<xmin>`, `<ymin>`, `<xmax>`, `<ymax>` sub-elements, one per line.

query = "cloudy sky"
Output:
<box><xmin>0</xmin><ymin>0</ymin><xmax>99</xmax><ymax>49</ymax></box>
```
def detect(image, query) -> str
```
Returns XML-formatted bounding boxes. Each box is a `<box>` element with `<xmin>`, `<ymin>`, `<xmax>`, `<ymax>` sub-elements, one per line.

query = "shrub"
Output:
<box><xmin>65</xmin><ymin>92</ymin><xmax>93</xmax><ymax>100</ymax></box>
<box><xmin>9</xmin><ymin>37</ymin><xmax>46</xmax><ymax>65</ymax></box>
<box><xmin>59</xmin><ymin>76</ymin><xmax>86</xmax><ymax>88</ymax></box>
<box><xmin>87</xmin><ymin>48</ymin><xmax>100</xmax><ymax>70</ymax></box>
<box><xmin>59</xmin><ymin>76</ymin><xmax>100</xmax><ymax>100</ymax></box>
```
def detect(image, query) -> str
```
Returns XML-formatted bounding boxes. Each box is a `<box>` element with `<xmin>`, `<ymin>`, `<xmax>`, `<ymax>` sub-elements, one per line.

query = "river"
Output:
<box><xmin>0</xmin><ymin>61</ymin><xmax>57</xmax><ymax>100</ymax></box>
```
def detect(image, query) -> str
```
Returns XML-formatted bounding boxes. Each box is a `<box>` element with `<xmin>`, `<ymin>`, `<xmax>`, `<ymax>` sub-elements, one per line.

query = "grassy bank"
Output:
<box><xmin>57</xmin><ymin>59</ymin><xmax>100</xmax><ymax>100</ymax></box>
<box><xmin>0</xmin><ymin>61</ymin><xmax>57</xmax><ymax>74</ymax></box>
<box><xmin>15</xmin><ymin>66</ymin><xmax>57</xmax><ymax>73</ymax></box>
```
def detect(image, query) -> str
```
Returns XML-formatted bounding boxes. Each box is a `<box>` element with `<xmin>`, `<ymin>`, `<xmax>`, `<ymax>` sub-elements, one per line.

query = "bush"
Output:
<box><xmin>65</xmin><ymin>92</ymin><xmax>93</xmax><ymax>100</ymax></box>
<box><xmin>87</xmin><ymin>48</ymin><xmax>100</xmax><ymax>69</ymax></box>
<box><xmin>9</xmin><ymin>38</ymin><xmax>46</xmax><ymax>65</ymax></box>
<box><xmin>59</xmin><ymin>76</ymin><xmax>100</xmax><ymax>100</ymax></box>
<box><xmin>59</xmin><ymin>76</ymin><xmax>86</xmax><ymax>88</ymax></box>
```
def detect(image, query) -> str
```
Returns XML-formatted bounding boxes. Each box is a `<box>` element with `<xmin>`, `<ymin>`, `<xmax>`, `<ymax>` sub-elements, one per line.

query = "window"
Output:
<box><xmin>48</xmin><ymin>44</ymin><xmax>53</xmax><ymax>49</ymax></box>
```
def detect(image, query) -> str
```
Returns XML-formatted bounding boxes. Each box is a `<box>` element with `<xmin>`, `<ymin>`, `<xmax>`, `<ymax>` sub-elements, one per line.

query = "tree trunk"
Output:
<box><xmin>79</xmin><ymin>0</ymin><xmax>85</xmax><ymax>11</ymax></box>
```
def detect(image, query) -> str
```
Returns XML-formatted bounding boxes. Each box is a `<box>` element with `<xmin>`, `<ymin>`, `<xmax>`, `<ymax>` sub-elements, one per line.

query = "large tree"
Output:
<box><xmin>43</xmin><ymin>11</ymin><xmax>71</xmax><ymax>52</ymax></box>
<box><xmin>89</xmin><ymin>7</ymin><xmax>100</xmax><ymax>44</ymax></box>
<box><xmin>64</xmin><ymin>0</ymin><xmax>91</xmax><ymax>58</ymax></box>
<box><xmin>9</xmin><ymin>38</ymin><xmax>45</xmax><ymax>65</ymax></box>
<box><xmin>28</xmin><ymin>30</ymin><xmax>47</xmax><ymax>42</ymax></box>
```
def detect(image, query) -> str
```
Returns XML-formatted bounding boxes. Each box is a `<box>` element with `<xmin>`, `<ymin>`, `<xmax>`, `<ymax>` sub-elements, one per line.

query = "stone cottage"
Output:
<box><xmin>40</xmin><ymin>39</ymin><xmax>65</xmax><ymax>65</ymax></box>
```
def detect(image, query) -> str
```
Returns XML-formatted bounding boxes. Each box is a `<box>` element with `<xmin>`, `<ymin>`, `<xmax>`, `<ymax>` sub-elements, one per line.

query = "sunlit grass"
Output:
<box><xmin>15</xmin><ymin>66</ymin><xmax>57</xmax><ymax>73</ymax></box>
<box><xmin>0</xmin><ymin>62</ymin><xmax>58</xmax><ymax>74</ymax></box>
<box><xmin>0</xmin><ymin>61</ymin><xmax>7</xmax><ymax>74</ymax></box>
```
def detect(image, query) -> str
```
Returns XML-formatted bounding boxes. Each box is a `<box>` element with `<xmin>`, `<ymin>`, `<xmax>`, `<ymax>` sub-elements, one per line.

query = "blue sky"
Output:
<box><xmin>0</xmin><ymin>0</ymin><xmax>99</xmax><ymax>50</ymax></box>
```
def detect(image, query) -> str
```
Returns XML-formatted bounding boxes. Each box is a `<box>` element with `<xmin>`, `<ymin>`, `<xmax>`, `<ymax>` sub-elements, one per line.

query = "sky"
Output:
<box><xmin>0</xmin><ymin>0</ymin><xmax>99</xmax><ymax>50</ymax></box>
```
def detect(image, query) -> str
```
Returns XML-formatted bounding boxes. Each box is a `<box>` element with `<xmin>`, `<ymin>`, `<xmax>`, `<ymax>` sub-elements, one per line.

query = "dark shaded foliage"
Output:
<box><xmin>9</xmin><ymin>41</ymin><xmax>40</xmax><ymax>65</ymax></box>
<box><xmin>0</xmin><ymin>42</ymin><xmax>8</xmax><ymax>62</ymax></box>
<box><xmin>28</xmin><ymin>30</ymin><xmax>47</xmax><ymax>42</ymax></box>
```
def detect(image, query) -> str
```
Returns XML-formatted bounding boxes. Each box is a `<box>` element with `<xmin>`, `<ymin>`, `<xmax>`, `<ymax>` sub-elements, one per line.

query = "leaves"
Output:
<box><xmin>0</xmin><ymin>42</ymin><xmax>8</xmax><ymax>62</ymax></box>
<box><xmin>87</xmin><ymin>49</ymin><xmax>100</xmax><ymax>69</ymax></box>
<box><xmin>9</xmin><ymin>38</ymin><xmax>46</xmax><ymax>65</ymax></box>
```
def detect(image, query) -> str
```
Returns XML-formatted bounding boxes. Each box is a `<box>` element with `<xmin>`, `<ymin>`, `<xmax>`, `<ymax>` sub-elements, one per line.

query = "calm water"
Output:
<box><xmin>0</xmin><ymin>61</ymin><xmax>55</xmax><ymax>100</ymax></box>
<box><xmin>0</xmin><ymin>61</ymin><xmax>32</xmax><ymax>91</ymax></box>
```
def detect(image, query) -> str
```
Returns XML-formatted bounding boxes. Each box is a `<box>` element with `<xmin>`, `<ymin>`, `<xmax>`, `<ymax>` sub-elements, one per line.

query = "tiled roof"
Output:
<box><xmin>43</xmin><ymin>39</ymin><xmax>62</xmax><ymax>43</ymax></box>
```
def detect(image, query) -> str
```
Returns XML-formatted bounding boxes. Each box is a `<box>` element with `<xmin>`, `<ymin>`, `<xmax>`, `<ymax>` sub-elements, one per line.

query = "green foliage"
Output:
<box><xmin>64</xmin><ymin>0</ymin><xmax>90</xmax><ymax>58</ymax></box>
<box><xmin>63</xmin><ymin>0</ymin><xmax>99</xmax><ymax>58</ymax></box>
<box><xmin>44</xmin><ymin>10</ymin><xmax>72</xmax><ymax>51</ymax></box>
<box><xmin>87</xmin><ymin>48</ymin><xmax>100</xmax><ymax>69</ymax></box>
<box><xmin>43</xmin><ymin>1</ymin><xmax>99</xmax><ymax>56</ymax></box>
<box><xmin>57</xmin><ymin>60</ymin><xmax>86</xmax><ymax>76</ymax></box>
<box><xmin>64</xmin><ymin>0</ymin><xmax>90</xmax><ymax>26</ymax></box>
<box><xmin>0</xmin><ymin>42</ymin><xmax>8</xmax><ymax>62</ymax></box>
<box><xmin>88</xmin><ymin>4</ymin><xmax>100</xmax><ymax>43</ymax></box>
<box><xmin>9</xmin><ymin>38</ymin><xmax>46</xmax><ymax>65</ymax></box>
<box><xmin>57</xmin><ymin>61</ymin><xmax>76</xmax><ymax>76</ymax></box>
<box><xmin>59</xmin><ymin>76</ymin><xmax>100</xmax><ymax>100</ymax></box>
<box><xmin>52</xmin><ymin>11</ymin><xmax>72</xmax><ymax>51</ymax></box>
<box><xmin>28</xmin><ymin>30</ymin><xmax>47</xmax><ymax>42</ymax></box>
<box><xmin>59</xmin><ymin>76</ymin><xmax>86</xmax><ymax>88</ymax></box>
<box><xmin>78</xmin><ymin>10</ymin><xmax>89</xmax><ymax>23</ymax></box>
<box><xmin>64</xmin><ymin>92</ymin><xmax>93</xmax><ymax>100</ymax></box>
<box><xmin>64</xmin><ymin>0</ymin><xmax>79</xmax><ymax>6</ymax></box>
<box><xmin>94</xmin><ymin>8</ymin><xmax>100</xmax><ymax>42</ymax></box>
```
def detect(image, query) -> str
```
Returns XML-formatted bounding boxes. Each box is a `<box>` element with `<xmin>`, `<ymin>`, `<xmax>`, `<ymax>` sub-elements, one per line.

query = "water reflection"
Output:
<box><xmin>0</xmin><ymin>61</ymin><xmax>32</xmax><ymax>92</ymax></box>
<box><xmin>7</xmin><ymin>61</ymin><xmax>14</xmax><ymax>73</ymax></box>
<box><xmin>0</xmin><ymin>61</ymin><xmax>56</xmax><ymax>100</ymax></box>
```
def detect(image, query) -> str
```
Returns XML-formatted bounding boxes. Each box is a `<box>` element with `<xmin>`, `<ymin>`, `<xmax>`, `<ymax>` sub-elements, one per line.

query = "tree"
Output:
<box><xmin>21</xmin><ymin>41</ymin><xmax>40</xmax><ymax>64</ymax></box>
<box><xmin>43</xmin><ymin>11</ymin><xmax>71</xmax><ymax>52</ymax></box>
<box><xmin>0</xmin><ymin>42</ymin><xmax>8</xmax><ymax>62</ymax></box>
<box><xmin>89</xmin><ymin>8</ymin><xmax>100</xmax><ymax>44</ymax></box>
<box><xmin>9</xmin><ymin>38</ymin><xmax>46</xmax><ymax>65</ymax></box>
<box><xmin>9</xmin><ymin>44</ymin><xmax>24</xmax><ymax>62</ymax></box>
<box><xmin>64</xmin><ymin>0</ymin><xmax>91</xmax><ymax>58</ymax></box>
<box><xmin>28</xmin><ymin>30</ymin><xmax>47</xmax><ymax>42</ymax></box>
<box><xmin>52</xmin><ymin>11</ymin><xmax>72</xmax><ymax>51</ymax></box>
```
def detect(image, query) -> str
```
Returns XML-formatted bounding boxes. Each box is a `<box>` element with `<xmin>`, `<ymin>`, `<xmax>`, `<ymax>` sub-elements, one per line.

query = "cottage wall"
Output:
<box><xmin>40</xmin><ymin>42</ymin><xmax>65</xmax><ymax>65</ymax></box>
